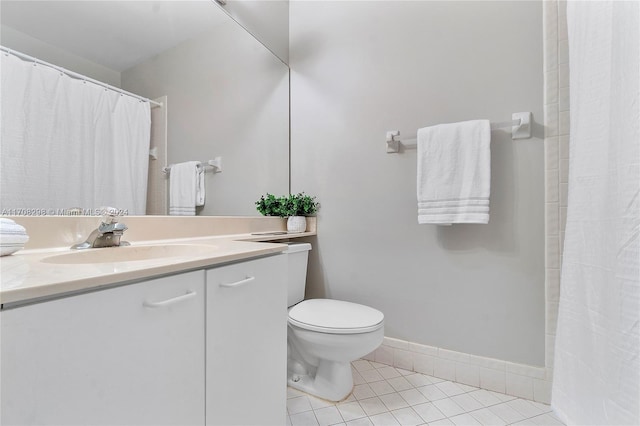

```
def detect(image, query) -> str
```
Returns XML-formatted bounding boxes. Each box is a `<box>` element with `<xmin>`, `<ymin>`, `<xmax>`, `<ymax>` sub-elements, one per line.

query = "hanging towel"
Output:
<box><xmin>169</xmin><ymin>161</ymin><xmax>200</xmax><ymax>216</ymax></box>
<box><xmin>196</xmin><ymin>167</ymin><xmax>206</xmax><ymax>207</ymax></box>
<box><xmin>417</xmin><ymin>119</ymin><xmax>491</xmax><ymax>224</ymax></box>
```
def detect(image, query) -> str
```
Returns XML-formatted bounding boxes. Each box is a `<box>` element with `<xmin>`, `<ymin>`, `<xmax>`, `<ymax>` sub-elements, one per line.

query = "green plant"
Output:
<box><xmin>255</xmin><ymin>193</ymin><xmax>287</xmax><ymax>217</ymax></box>
<box><xmin>255</xmin><ymin>192</ymin><xmax>319</xmax><ymax>217</ymax></box>
<box><xmin>282</xmin><ymin>193</ymin><xmax>319</xmax><ymax>217</ymax></box>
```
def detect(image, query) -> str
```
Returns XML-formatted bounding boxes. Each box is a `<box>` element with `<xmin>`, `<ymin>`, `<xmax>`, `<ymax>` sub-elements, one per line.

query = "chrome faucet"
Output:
<box><xmin>72</xmin><ymin>208</ymin><xmax>130</xmax><ymax>249</ymax></box>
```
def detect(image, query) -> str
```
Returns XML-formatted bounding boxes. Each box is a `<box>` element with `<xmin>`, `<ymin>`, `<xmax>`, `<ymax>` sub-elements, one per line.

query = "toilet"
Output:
<box><xmin>285</xmin><ymin>243</ymin><xmax>384</xmax><ymax>402</ymax></box>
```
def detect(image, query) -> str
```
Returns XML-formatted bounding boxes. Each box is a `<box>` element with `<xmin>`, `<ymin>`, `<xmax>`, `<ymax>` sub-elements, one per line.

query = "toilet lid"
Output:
<box><xmin>288</xmin><ymin>299</ymin><xmax>384</xmax><ymax>334</ymax></box>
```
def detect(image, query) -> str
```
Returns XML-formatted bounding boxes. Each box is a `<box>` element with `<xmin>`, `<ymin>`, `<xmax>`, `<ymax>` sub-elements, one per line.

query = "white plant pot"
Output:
<box><xmin>287</xmin><ymin>216</ymin><xmax>307</xmax><ymax>233</ymax></box>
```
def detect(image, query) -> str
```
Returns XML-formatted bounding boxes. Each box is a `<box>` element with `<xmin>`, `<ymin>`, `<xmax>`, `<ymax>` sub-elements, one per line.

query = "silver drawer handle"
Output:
<box><xmin>143</xmin><ymin>290</ymin><xmax>196</xmax><ymax>308</ymax></box>
<box><xmin>219</xmin><ymin>276</ymin><xmax>255</xmax><ymax>288</ymax></box>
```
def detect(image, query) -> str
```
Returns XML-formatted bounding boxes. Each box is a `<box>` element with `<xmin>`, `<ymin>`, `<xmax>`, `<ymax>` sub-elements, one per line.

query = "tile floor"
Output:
<box><xmin>286</xmin><ymin>360</ymin><xmax>564</xmax><ymax>426</ymax></box>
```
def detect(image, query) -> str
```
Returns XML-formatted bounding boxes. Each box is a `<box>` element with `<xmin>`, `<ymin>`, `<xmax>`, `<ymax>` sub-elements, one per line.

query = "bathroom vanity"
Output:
<box><xmin>0</xmin><ymin>216</ymin><xmax>315</xmax><ymax>425</ymax></box>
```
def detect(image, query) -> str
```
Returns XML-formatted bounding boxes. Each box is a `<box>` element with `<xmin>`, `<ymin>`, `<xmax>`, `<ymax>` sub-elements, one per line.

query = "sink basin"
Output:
<box><xmin>41</xmin><ymin>244</ymin><xmax>220</xmax><ymax>265</ymax></box>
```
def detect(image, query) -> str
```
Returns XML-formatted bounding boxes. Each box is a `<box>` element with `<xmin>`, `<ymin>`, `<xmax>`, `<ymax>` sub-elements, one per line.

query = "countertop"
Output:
<box><xmin>0</xmin><ymin>232</ymin><xmax>313</xmax><ymax>307</ymax></box>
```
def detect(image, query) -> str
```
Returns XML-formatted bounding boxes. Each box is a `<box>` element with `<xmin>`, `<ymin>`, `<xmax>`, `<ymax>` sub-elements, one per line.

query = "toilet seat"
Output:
<box><xmin>288</xmin><ymin>299</ymin><xmax>384</xmax><ymax>334</ymax></box>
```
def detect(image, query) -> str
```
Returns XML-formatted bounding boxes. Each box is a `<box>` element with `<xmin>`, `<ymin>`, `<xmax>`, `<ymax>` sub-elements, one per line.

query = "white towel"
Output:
<box><xmin>417</xmin><ymin>119</ymin><xmax>491</xmax><ymax>224</ymax></box>
<box><xmin>0</xmin><ymin>218</ymin><xmax>29</xmax><ymax>256</ymax></box>
<box><xmin>196</xmin><ymin>168</ymin><xmax>206</xmax><ymax>207</ymax></box>
<box><xmin>169</xmin><ymin>161</ymin><xmax>200</xmax><ymax>216</ymax></box>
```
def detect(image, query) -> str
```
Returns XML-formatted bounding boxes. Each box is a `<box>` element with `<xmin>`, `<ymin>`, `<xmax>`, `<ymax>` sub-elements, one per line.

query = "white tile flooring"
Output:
<box><xmin>286</xmin><ymin>360</ymin><xmax>564</xmax><ymax>426</ymax></box>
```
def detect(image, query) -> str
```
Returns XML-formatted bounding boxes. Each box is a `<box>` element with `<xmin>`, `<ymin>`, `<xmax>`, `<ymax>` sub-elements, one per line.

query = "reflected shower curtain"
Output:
<box><xmin>552</xmin><ymin>2</ymin><xmax>639</xmax><ymax>425</ymax></box>
<box><xmin>0</xmin><ymin>52</ymin><xmax>150</xmax><ymax>215</ymax></box>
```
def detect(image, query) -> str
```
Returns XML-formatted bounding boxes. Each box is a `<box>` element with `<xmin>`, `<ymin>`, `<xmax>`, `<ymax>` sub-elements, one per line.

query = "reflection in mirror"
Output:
<box><xmin>0</xmin><ymin>0</ymin><xmax>289</xmax><ymax>216</ymax></box>
<box><xmin>215</xmin><ymin>0</ymin><xmax>290</xmax><ymax>64</ymax></box>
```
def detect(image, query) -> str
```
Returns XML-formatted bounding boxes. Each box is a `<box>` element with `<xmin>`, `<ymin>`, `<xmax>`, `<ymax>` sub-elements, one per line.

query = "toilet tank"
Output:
<box><xmin>285</xmin><ymin>243</ymin><xmax>312</xmax><ymax>307</ymax></box>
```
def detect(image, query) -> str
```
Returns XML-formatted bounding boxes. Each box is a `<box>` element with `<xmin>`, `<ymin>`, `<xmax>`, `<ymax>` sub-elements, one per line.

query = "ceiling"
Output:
<box><xmin>0</xmin><ymin>0</ymin><xmax>227</xmax><ymax>71</ymax></box>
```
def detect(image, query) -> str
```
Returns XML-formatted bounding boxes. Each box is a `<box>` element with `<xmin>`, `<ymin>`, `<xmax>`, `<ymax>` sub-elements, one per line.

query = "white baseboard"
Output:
<box><xmin>364</xmin><ymin>337</ymin><xmax>553</xmax><ymax>404</ymax></box>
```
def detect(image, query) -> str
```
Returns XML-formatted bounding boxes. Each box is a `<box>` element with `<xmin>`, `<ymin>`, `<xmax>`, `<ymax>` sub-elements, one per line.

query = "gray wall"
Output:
<box><xmin>0</xmin><ymin>26</ymin><xmax>121</xmax><ymax>87</ymax></box>
<box><xmin>290</xmin><ymin>1</ymin><xmax>545</xmax><ymax>366</ymax></box>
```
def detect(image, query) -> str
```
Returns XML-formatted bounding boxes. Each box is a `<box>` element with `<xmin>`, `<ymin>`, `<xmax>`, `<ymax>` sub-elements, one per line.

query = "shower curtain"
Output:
<box><xmin>552</xmin><ymin>1</ymin><xmax>639</xmax><ymax>425</ymax></box>
<box><xmin>0</xmin><ymin>52</ymin><xmax>150</xmax><ymax>215</ymax></box>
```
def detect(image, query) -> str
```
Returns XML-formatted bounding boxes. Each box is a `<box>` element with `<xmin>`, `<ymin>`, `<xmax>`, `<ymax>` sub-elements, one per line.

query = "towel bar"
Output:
<box><xmin>163</xmin><ymin>157</ymin><xmax>222</xmax><ymax>175</ymax></box>
<box><xmin>386</xmin><ymin>112</ymin><xmax>532</xmax><ymax>153</ymax></box>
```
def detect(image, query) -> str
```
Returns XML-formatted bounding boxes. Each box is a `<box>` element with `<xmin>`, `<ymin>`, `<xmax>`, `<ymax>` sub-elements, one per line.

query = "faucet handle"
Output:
<box><xmin>99</xmin><ymin>207</ymin><xmax>120</xmax><ymax>224</ymax></box>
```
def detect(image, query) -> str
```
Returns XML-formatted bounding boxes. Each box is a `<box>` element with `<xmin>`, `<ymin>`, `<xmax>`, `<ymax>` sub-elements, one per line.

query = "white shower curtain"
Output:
<box><xmin>552</xmin><ymin>2</ymin><xmax>639</xmax><ymax>425</ymax></box>
<box><xmin>1</xmin><ymin>52</ymin><xmax>150</xmax><ymax>215</ymax></box>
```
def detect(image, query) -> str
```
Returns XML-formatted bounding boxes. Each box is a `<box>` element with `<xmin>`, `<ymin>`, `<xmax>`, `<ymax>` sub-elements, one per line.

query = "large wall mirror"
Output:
<box><xmin>0</xmin><ymin>0</ymin><xmax>289</xmax><ymax>216</ymax></box>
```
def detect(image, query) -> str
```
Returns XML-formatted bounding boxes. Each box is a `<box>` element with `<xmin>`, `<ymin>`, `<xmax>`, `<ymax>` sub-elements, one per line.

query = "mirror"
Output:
<box><xmin>0</xmin><ymin>0</ymin><xmax>289</xmax><ymax>216</ymax></box>
<box><xmin>215</xmin><ymin>0</ymin><xmax>290</xmax><ymax>64</ymax></box>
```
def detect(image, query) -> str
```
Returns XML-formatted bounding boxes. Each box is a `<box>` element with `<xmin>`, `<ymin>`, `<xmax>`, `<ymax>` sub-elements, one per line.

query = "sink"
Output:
<box><xmin>41</xmin><ymin>244</ymin><xmax>220</xmax><ymax>265</ymax></box>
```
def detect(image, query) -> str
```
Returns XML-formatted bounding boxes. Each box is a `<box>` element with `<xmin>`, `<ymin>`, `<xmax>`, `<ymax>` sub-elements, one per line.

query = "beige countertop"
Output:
<box><xmin>0</xmin><ymin>216</ymin><xmax>317</xmax><ymax>306</ymax></box>
<box><xmin>0</xmin><ymin>236</ymin><xmax>291</xmax><ymax>306</ymax></box>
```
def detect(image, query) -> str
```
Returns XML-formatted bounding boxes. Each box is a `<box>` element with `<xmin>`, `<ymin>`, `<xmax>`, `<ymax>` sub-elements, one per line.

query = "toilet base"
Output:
<box><xmin>287</xmin><ymin>359</ymin><xmax>354</xmax><ymax>402</ymax></box>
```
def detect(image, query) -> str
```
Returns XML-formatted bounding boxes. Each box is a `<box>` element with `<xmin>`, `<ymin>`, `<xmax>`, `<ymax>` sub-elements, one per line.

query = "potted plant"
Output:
<box><xmin>255</xmin><ymin>192</ymin><xmax>319</xmax><ymax>233</ymax></box>
<box><xmin>255</xmin><ymin>193</ymin><xmax>287</xmax><ymax>217</ymax></box>
<box><xmin>282</xmin><ymin>192</ymin><xmax>319</xmax><ymax>233</ymax></box>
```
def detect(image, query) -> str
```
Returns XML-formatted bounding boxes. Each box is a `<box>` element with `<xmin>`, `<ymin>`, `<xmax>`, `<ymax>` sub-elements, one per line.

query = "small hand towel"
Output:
<box><xmin>417</xmin><ymin>119</ymin><xmax>491</xmax><ymax>224</ymax></box>
<box><xmin>196</xmin><ymin>168</ymin><xmax>205</xmax><ymax>207</ymax></box>
<box><xmin>0</xmin><ymin>218</ymin><xmax>29</xmax><ymax>256</ymax></box>
<box><xmin>169</xmin><ymin>161</ymin><xmax>200</xmax><ymax>216</ymax></box>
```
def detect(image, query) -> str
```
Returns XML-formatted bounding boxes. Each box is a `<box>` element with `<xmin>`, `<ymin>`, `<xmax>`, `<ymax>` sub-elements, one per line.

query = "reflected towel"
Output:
<box><xmin>196</xmin><ymin>167</ymin><xmax>205</xmax><ymax>207</ymax></box>
<box><xmin>169</xmin><ymin>161</ymin><xmax>200</xmax><ymax>216</ymax></box>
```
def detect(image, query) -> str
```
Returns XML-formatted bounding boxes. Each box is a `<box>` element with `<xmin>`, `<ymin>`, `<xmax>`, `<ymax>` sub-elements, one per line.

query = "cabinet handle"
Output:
<box><xmin>219</xmin><ymin>276</ymin><xmax>256</xmax><ymax>288</ymax></box>
<box><xmin>143</xmin><ymin>290</ymin><xmax>197</xmax><ymax>308</ymax></box>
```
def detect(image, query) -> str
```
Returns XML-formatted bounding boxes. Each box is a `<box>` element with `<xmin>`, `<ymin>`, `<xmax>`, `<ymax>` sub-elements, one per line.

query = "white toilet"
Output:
<box><xmin>285</xmin><ymin>243</ymin><xmax>384</xmax><ymax>402</ymax></box>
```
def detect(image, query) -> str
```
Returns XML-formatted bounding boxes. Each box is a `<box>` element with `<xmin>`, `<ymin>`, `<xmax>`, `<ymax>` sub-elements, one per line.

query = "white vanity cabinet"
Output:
<box><xmin>205</xmin><ymin>254</ymin><xmax>287</xmax><ymax>426</ymax></box>
<box><xmin>1</xmin><ymin>252</ymin><xmax>288</xmax><ymax>426</ymax></box>
<box><xmin>0</xmin><ymin>270</ymin><xmax>206</xmax><ymax>426</ymax></box>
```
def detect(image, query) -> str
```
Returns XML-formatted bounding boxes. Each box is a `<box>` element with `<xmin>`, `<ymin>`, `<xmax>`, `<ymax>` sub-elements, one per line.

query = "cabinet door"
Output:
<box><xmin>1</xmin><ymin>270</ymin><xmax>205</xmax><ymax>426</ymax></box>
<box><xmin>206</xmin><ymin>254</ymin><xmax>287</xmax><ymax>426</ymax></box>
